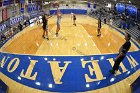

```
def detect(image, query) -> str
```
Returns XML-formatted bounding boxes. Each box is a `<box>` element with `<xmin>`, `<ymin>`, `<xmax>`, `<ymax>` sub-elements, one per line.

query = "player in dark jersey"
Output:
<box><xmin>97</xmin><ymin>17</ymin><xmax>102</xmax><ymax>37</ymax></box>
<box><xmin>110</xmin><ymin>33</ymin><xmax>131</xmax><ymax>74</ymax></box>
<box><xmin>73</xmin><ymin>14</ymin><xmax>76</xmax><ymax>26</ymax></box>
<box><xmin>42</xmin><ymin>14</ymin><xmax>52</xmax><ymax>40</ymax></box>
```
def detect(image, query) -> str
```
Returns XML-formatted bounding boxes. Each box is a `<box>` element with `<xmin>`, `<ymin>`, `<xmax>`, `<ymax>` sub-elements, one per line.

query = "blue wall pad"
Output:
<box><xmin>50</xmin><ymin>9</ymin><xmax>87</xmax><ymax>15</ymax></box>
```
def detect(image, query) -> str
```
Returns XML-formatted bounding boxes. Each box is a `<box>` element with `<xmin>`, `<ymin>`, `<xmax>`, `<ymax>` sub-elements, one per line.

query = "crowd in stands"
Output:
<box><xmin>0</xmin><ymin>15</ymin><xmax>42</xmax><ymax>46</ymax></box>
<box><xmin>88</xmin><ymin>7</ymin><xmax>140</xmax><ymax>41</ymax></box>
<box><xmin>0</xmin><ymin>20</ymin><xmax>30</xmax><ymax>46</ymax></box>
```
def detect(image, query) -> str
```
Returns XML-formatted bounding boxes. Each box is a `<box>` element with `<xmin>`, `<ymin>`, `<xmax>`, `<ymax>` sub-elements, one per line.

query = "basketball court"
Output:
<box><xmin>0</xmin><ymin>15</ymin><xmax>140</xmax><ymax>93</ymax></box>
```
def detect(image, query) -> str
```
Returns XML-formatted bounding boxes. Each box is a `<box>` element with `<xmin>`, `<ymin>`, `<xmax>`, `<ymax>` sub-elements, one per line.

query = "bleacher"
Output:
<box><xmin>112</xmin><ymin>19</ymin><xmax>140</xmax><ymax>41</ymax></box>
<box><xmin>127</xmin><ymin>26</ymin><xmax>140</xmax><ymax>39</ymax></box>
<box><xmin>88</xmin><ymin>8</ymin><xmax>140</xmax><ymax>42</ymax></box>
<box><xmin>112</xmin><ymin>19</ymin><xmax>122</xmax><ymax>27</ymax></box>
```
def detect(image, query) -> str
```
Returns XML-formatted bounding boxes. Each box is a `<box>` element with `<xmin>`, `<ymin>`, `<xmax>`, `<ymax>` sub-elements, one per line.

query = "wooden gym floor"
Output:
<box><xmin>0</xmin><ymin>15</ymin><xmax>140</xmax><ymax>93</ymax></box>
<box><xmin>0</xmin><ymin>15</ymin><xmax>138</xmax><ymax>55</ymax></box>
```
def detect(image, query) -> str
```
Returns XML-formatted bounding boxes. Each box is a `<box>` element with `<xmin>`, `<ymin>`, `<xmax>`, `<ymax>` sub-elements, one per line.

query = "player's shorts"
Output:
<box><xmin>43</xmin><ymin>26</ymin><xmax>48</xmax><ymax>31</ymax></box>
<box><xmin>57</xmin><ymin>22</ymin><xmax>60</xmax><ymax>28</ymax></box>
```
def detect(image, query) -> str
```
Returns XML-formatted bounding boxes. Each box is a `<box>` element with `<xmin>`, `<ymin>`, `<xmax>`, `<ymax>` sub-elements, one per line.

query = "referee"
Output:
<box><xmin>110</xmin><ymin>33</ymin><xmax>131</xmax><ymax>74</ymax></box>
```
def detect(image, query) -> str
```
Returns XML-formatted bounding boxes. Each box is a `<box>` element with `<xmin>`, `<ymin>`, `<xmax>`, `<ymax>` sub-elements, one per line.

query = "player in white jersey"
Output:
<box><xmin>56</xmin><ymin>9</ymin><xmax>62</xmax><ymax>37</ymax></box>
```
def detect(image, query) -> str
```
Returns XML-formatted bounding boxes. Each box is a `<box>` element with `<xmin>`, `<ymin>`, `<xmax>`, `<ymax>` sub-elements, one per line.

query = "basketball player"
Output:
<box><xmin>56</xmin><ymin>9</ymin><xmax>62</xmax><ymax>37</ymax></box>
<box><xmin>110</xmin><ymin>33</ymin><xmax>131</xmax><ymax>74</ymax></box>
<box><xmin>97</xmin><ymin>17</ymin><xmax>102</xmax><ymax>37</ymax></box>
<box><xmin>71</xmin><ymin>12</ymin><xmax>73</xmax><ymax>20</ymax></box>
<box><xmin>73</xmin><ymin>14</ymin><xmax>76</xmax><ymax>26</ymax></box>
<box><xmin>37</xmin><ymin>17</ymin><xmax>40</xmax><ymax>25</ymax></box>
<box><xmin>42</xmin><ymin>14</ymin><xmax>52</xmax><ymax>40</ymax></box>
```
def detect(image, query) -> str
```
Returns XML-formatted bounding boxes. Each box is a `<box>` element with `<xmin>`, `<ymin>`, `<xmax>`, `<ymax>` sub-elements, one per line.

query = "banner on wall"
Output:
<box><xmin>20</xmin><ymin>8</ymin><xmax>24</xmax><ymax>13</ymax></box>
<box><xmin>27</xmin><ymin>4</ymin><xmax>31</xmax><ymax>12</ymax></box>
<box><xmin>20</xmin><ymin>2</ymin><xmax>25</xmax><ymax>13</ymax></box>
<box><xmin>88</xmin><ymin>3</ymin><xmax>90</xmax><ymax>8</ymax></box>
<box><xmin>20</xmin><ymin>0</ymin><xmax>25</xmax><ymax>3</ymax></box>
<box><xmin>3</xmin><ymin>0</ymin><xmax>10</xmax><ymax>6</ymax></box>
<box><xmin>0</xmin><ymin>9</ymin><xmax>2</xmax><ymax>22</ymax></box>
<box><xmin>38</xmin><ymin>5</ymin><xmax>41</xmax><ymax>10</ymax></box>
<box><xmin>0</xmin><ymin>0</ymin><xmax>2</xmax><ymax>7</ymax></box>
<box><xmin>27</xmin><ymin>3</ymin><xmax>37</xmax><ymax>12</ymax></box>
<box><xmin>93</xmin><ymin>4</ymin><xmax>96</xmax><ymax>9</ymax></box>
<box><xmin>10</xmin><ymin>15</ymin><xmax>24</xmax><ymax>26</ymax></box>
<box><xmin>2</xmin><ymin>7</ymin><xmax>8</xmax><ymax>21</ymax></box>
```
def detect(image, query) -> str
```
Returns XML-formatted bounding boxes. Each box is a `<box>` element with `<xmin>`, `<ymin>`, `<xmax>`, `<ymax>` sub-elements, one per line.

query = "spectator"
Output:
<box><xmin>18</xmin><ymin>22</ymin><xmax>23</xmax><ymax>31</ymax></box>
<box><xmin>1</xmin><ymin>33</ymin><xmax>6</xmax><ymax>42</ymax></box>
